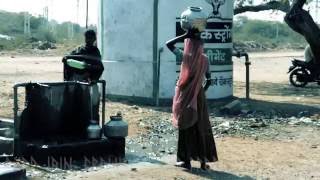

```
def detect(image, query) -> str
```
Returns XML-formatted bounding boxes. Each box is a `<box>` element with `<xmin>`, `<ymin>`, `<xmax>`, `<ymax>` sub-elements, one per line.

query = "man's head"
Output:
<box><xmin>84</xmin><ymin>29</ymin><xmax>97</xmax><ymax>47</ymax></box>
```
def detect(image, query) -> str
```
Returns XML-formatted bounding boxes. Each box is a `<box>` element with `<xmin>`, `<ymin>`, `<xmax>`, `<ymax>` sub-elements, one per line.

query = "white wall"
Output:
<box><xmin>157</xmin><ymin>0</ymin><xmax>234</xmax><ymax>99</ymax></box>
<box><xmin>98</xmin><ymin>0</ymin><xmax>234</xmax><ymax>101</ymax></box>
<box><xmin>99</xmin><ymin>0</ymin><xmax>155</xmax><ymax>98</ymax></box>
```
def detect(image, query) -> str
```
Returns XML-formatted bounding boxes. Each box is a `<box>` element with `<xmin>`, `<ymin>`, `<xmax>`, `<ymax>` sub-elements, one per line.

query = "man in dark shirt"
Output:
<box><xmin>70</xmin><ymin>30</ymin><xmax>101</xmax><ymax>57</ymax></box>
<box><xmin>62</xmin><ymin>30</ymin><xmax>104</xmax><ymax>123</ymax></box>
<box><xmin>63</xmin><ymin>29</ymin><xmax>104</xmax><ymax>82</ymax></box>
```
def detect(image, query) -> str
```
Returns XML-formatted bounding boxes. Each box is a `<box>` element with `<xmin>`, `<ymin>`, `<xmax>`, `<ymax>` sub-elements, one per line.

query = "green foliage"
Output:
<box><xmin>233</xmin><ymin>17</ymin><xmax>306</xmax><ymax>49</ymax></box>
<box><xmin>0</xmin><ymin>11</ymin><xmax>24</xmax><ymax>35</ymax></box>
<box><xmin>0</xmin><ymin>10</ymin><xmax>88</xmax><ymax>50</ymax></box>
<box><xmin>0</xmin><ymin>35</ymin><xmax>28</xmax><ymax>50</ymax></box>
<box><xmin>0</xmin><ymin>8</ymin><xmax>308</xmax><ymax>52</ymax></box>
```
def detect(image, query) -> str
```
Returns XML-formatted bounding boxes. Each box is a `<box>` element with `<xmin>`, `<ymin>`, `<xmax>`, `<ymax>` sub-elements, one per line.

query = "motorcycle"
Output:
<box><xmin>288</xmin><ymin>59</ymin><xmax>320</xmax><ymax>87</ymax></box>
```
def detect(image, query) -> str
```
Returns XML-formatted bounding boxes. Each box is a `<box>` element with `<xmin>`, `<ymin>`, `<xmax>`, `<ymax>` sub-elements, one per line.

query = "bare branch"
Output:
<box><xmin>234</xmin><ymin>0</ymin><xmax>290</xmax><ymax>15</ymax></box>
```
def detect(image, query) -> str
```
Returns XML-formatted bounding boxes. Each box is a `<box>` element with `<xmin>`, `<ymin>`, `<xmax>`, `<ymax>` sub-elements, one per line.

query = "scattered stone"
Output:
<box><xmin>139</xmin><ymin>122</ymin><xmax>146</xmax><ymax>127</ymax></box>
<box><xmin>220</xmin><ymin>100</ymin><xmax>242</xmax><ymax>115</ymax></box>
<box><xmin>234</xmin><ymin>41</ymin><xmax>271</xmax><ymax>52</ymax></box>
<box><xmin>288</xmin><ymin>117</ymin><xmax>300</xmax><ymax>125</ymax></box>
<box><xmin>250</xmin><ymin>122</ymin><xmax>267</xmax><ymax>128</ymax></box>
<box><xmin>132</xmin><ymin>105</ymin><xmax>139</xmax><ymax>110</ymax></box>
<box><xmin>311</xmin><ymin>145</ymin><xmax>318</xmax><ymax>149</ymax></box>
<box><xmin>174</xmin><ymin>177</ymin><xmax>186</xmax><ymax>180</ymax></box>
<box><xmin>311</xmin><ymin>114</ymin><xmax>320</xmax><ymax>120</ymax></box>
<box><xmin>32</xmin><ymin>41</ymin><xmax>57</xmax><ymax>50</ymax></box>
<box><xmin>131</xmin><ymin>168</ymin><xmax>137</xmax><ymax>172</ymax></box>
<box><xmin>219</xmin><ymin>121</ymin><xmax>230</xmax><ymax>128</ymax></box>
<box><xmin>241</xmin><ymin>109</ymin><xmax>252</xmax><ymax>115</ymax></box>
<box><xmin>298</xmin><ymin>111</ymin><xmax>310</xmax><ymax>118</ymax></box>
<box><xmin>299</xmin><ymin>117</ymin><xmax>312</xmax><ymax>124</ymax></box>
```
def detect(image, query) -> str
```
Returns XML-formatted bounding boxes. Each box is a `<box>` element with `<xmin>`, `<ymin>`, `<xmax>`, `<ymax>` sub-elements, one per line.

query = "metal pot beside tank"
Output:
<box><xmin>180</xmin><ymin>7</ymin><xmax>207</xmax><ymax>32</ymax></box>
<box><xmin>103</xmin><ymin>112</ymin><xmax>128</xmax><ymax>138</ymax></box>
<box><xmin>86</xmin><ymin>83</ymin><xmax>102</xmax><ymax>140</ymax></box>
<box><xmin>87</xmin><ymin>120</ymin><xmax>101</xmax><ymax>139</ymax></box>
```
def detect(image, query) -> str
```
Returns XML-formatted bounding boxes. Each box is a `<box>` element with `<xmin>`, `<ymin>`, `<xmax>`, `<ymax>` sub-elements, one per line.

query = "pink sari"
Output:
<box><xmin>172</xmin><ymin>38</ymin><xmax>209</xmax><ymax>129</ymax></box>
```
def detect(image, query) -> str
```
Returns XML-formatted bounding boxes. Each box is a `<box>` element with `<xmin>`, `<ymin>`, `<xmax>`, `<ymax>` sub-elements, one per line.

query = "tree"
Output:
<box><xmin>234</xmin><ymin>0</ymin><xmax>320</xmax><ymax>65</ymax></box>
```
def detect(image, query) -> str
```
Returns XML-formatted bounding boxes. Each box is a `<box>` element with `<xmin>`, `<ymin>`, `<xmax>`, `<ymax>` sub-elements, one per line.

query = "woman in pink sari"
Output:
<box><xmin>166</xmin><ymin>29</ymin><xmax>218</xmax><ymax>170</ymax></box>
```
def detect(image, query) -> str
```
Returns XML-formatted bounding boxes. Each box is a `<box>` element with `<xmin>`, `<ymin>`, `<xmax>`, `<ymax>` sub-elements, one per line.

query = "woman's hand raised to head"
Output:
<box><xmin>166</xmin><ymin>31</ymin><xmax>188</xmax><ymax>52</ymax></box>
<box><xmin>166</xmin><ymin>28</ymin><xmax>200</xmax><ymax>52</ymax></box>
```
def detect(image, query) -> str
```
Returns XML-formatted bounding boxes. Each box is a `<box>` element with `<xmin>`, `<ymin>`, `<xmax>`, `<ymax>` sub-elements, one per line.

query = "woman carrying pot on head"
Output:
<box><xmin>166</xmin><ymin>7</ymin><xmax>218</xmax><ymax>171</ymax></box>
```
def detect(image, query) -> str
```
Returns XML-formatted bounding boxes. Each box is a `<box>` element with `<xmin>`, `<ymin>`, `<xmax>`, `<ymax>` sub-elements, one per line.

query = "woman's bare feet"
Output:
<box><xmin>200</xmin><ymin>162</ymin><xmax>210</xmax><ymax>171</ymax></box>
<box><xmin>175</xmin><ymin>161</ymin><xmax>192</xmax><ymax>170</ymax></box>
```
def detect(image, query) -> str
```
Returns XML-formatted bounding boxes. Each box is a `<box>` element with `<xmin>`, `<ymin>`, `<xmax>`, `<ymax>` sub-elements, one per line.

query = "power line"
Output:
<box><xmin>77</xmin><ymin>0</ymin><xmax>80</xmax><ymax>25</ymax></box>
<box><xmin>86</xmin><ymin>0</ymin><xmax>88</xmax><ymax>29</ymax></box>
<box><xmin>24</xmin><ymin>12</ymin><xmax>31</xmax><ymax>36</ymax></box>
<box><xmin>316</xmin><ymin>0</ymin><xmax>319</xmax><ymax>23</ymax></box>
<box><xmin>43</xmin><ymin>6</ymin><xmax>49</xmax><ymax>27</ymax></box>
<box><xmin>68</xmin><ymin>23</ymin><xmax>74</xmax><ymax>39</ymax></box>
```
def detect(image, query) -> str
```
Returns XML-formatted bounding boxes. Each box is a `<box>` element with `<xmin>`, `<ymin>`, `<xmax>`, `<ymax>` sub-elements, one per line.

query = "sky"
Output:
<box><xmin>240</xmin><ymin>0</ymin><xmax>320</xmax><ymax>23</ymax></box>
<box><xmin>0</xmin><ymin>0</ymin><xmax>319</xmax><ymax>25</ymax></box>
<box><xmin>0</xmin><ymin>0</ymin><xmax>99</xmax><ymax>26</ymax></box>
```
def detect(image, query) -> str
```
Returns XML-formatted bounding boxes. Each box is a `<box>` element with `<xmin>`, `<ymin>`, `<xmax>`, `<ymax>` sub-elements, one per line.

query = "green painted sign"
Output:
<box><xmin>204</xmin><ymin>48</ymin><xmax>232</xmax><ymax>65</ymax></box>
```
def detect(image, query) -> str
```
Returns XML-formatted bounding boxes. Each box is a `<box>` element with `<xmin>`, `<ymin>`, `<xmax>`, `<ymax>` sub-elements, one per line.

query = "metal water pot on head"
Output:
<box><xmin>103</xmin><ymin>112</ymin><xmax>128</xmax><ymax>138</ymax></box>
<box><xmin>180</xmin><ymin>7</ymin><xmax>207</xmax><ymax>32</ymax></box>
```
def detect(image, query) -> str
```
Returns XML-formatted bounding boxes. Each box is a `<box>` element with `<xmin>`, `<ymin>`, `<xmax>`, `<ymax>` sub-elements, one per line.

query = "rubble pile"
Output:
<box><xmin>233</xmin><ymin>41</ymin><xmax>305</xmax><ymax>52</ymax></box>
<box><xmin>126</xmin><ymin>102</ymin><xmax>320</xmax><ymax>160</ymax></box>
<box><xmin>127</xmin><ymin>118</ymin><xmax>177</xmax><ymax>160</ymax></box>
<box><xmin>32</xmin><ymin>41</ymin><xmax>57</xmax><ymax>50</ymax></box>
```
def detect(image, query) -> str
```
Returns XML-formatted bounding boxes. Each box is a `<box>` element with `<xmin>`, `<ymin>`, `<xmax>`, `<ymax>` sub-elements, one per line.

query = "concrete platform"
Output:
<box><xmin>17</xmin><ymin>138</ymin><xmax>125</xmax><ymax>168</ymax></box>
<box><xmin>0</xmin><ymin>137</ymin><xmax>13</xmax><ymax>155</ymax></box>
<box><xmin>0</xmin><ymin>166</ymin><xmax>26</xmax><ymax>180</ymax></box>
<box><xmin>0</xmin><ymin>118</ymin><xmax>13</xmax><ymax>129</ymax></box>
<box><xmin>0</xmin><ymin>128</ymin><xmax>13</xmax><ymax>138</ymax></box>
<box><xmin>0</xmin><ymin>155</ymin><xmax>14</xmax><ymax>162</ymax></box>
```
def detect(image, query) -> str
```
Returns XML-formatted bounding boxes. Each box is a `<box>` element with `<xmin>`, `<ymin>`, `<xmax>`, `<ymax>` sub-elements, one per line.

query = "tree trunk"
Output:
<box><xmin>284</xmin><ymin>0</ymin><xmax>320</xmax><ymax>65</ymax></box>
<box><xmin>234</xmin><ymin>0</ymin><xmax>320</xmax><ymax>66</ymax></box>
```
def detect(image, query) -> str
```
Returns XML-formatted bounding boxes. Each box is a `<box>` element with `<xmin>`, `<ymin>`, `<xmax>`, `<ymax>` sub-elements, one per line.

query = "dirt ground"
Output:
<box><xmin>1</xmin><ymin>50</ymin><xmax>320</xmax><ymax>180</ymax></box>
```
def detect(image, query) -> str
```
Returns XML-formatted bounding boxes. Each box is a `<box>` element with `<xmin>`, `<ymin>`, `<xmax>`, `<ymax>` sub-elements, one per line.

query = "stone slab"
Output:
<box><xmin>0</xmin><ymin>166</ymin><xmax>26</xmax><ymax>180</ymax></box>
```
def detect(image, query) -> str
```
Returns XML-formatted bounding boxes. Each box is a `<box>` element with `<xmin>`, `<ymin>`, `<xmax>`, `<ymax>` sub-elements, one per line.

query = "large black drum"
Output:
<box><xmin>19</xmin><ymin>82</ymin><xmax>101</xmax><ymax>140</ymax></box>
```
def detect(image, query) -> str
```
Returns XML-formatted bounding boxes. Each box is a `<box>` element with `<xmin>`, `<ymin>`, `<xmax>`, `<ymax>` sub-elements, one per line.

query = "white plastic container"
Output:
<box><xmin>98</xmin><ymin>0</ymin><xmax>234</xmax><ymax>103</ymax></box>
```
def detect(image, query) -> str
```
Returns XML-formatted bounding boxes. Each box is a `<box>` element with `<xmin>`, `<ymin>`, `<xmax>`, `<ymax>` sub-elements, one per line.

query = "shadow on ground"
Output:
<box><xmin>125</xmin><ymin>153</ymin><xmax>167</xmax><ymax>165</ymax></box>
<box><xmin>242</xmin><ymin>99</ymin><xmax>320</xmax><ymax>117</ymax></box>
<box><xmin>107</xmin><ymin>95</ymin><xmax>320</xmax><ymax>118</ymax></box>
<box><xmin>126</xmin><ymin>153</ymin><xmax>254</xmax><ymax>180</ymax></box>
<box><xmin>187</xmin><ymin>167</ymin><xmax>254</xmax><ymax>180</ymax></box>
<box><xmin>248</xmin><ymin>82</ymin><xmax>320</xmax><ymax>97</ymax></box>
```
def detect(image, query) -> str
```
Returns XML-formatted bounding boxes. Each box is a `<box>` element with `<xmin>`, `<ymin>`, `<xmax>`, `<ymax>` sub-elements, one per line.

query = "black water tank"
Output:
<box><xmin>20</xmin><ymin>82</ymin><xmax>99</xmax><ymax>140</ymax></box>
